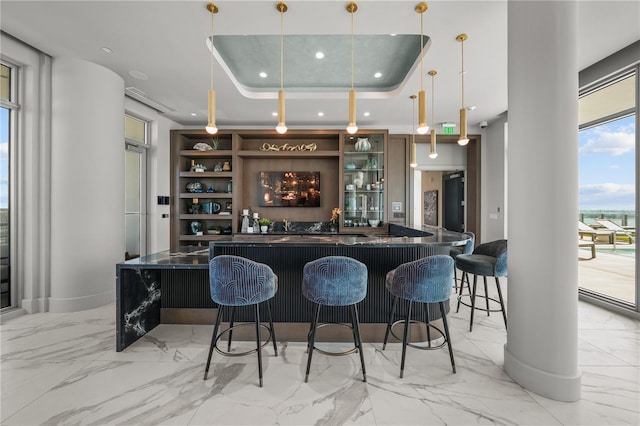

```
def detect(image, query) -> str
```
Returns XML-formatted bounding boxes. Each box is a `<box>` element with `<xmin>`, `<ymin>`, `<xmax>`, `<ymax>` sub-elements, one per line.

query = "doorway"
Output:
<box><xmin>443</xmin><ymin>172</ymin><xmax>465</xmax><ymax>232</ymax></box>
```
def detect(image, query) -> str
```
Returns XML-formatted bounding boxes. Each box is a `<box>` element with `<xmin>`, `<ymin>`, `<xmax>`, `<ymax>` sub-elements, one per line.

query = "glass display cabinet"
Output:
<box><xmin>342</xmin><ymin>132</ymin><xmax>386</xmax><ymax>231</ymax></box>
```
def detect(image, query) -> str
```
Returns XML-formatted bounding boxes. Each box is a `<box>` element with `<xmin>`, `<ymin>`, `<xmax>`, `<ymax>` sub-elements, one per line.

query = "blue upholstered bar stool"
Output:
<box><xmin>449</xmin><ymin>232</ymin><xmax>475</xmax><ymax>290</ymax></box>
<box><xmin>383</xmin><ymin>255</ymin><xmax>456</xmax><ymax>378</ymax></box>
<box><xmin>204</xmin><ymin>255</ymin><xmax>278</xmax><ymax>387</ymax></box>
<box><xmin>302</xmin><ymin>256</ymin><xmax>368</xmax><ymax>383</ymax></box>
<box><xmin>455</xmin><ymin>239</ymin><xmax>508</xmax><ymax>332</ymax></box>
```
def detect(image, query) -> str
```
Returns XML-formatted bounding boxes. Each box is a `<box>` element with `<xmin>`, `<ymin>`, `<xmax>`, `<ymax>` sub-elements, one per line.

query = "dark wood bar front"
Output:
<box><xmin>116</xmin><ymin>225</ymin><xmax>469</xmax><ymax>351</ymax></box>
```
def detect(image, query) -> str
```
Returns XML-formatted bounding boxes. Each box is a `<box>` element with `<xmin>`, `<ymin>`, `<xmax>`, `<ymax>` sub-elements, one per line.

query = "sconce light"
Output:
<box><xmin>346</xmin><ymin>2</ymin><xmax>358</xmax><ymax>134</ymax></box>
<box><xmin>410</xmin><ymin>94</ymin><xmax>417</xmax><ymax>168</ymax></box>
<box><xmin>428</xmin><ymin>70</ymin><xmax>438</xmax><ymax>159</ymax></box>
<box><xmin>275</xmin><ymin>2</ymin><xmax>288</xmax><ymax>134</ymax></box>
<box><xmin>457</xmin><ymin>33</ymin><xmax>469</xmax><ymax>146</ymax></box>
<box><xmin>205</xmin><ymin>3</ymin><xmax>219</xmax><ymax>135</ymax></box>
<box><xmin>415</xmin><ymin>2</ymin><xmax>429</xmax><ymax>135</ymax></box>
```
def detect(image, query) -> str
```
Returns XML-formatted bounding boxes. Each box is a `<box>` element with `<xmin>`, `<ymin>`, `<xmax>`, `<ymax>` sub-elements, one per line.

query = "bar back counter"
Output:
<box><xmin>116</xmin><ymin>224</ymin><xmax>469</xmax><ymax>351</ymax></box>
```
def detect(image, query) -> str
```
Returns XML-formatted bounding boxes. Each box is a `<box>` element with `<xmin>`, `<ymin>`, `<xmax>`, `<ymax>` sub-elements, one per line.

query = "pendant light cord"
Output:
<box><xmin>210</xmin><ymin>9</ymin><xmax>214</xmax><ymax>92</ymax></box>
<box><xmin>460</xmin><ymin>39</ymin><xmax>464</xmax><ymax>108</ymax></box>
<box><xmin>350</xmin><ymin>10</ymin><xmax>354</xmax><ymax>91</ymax></box>
<box><xmin>280</xmin><ymin>8</ymin><xmax>284</xmax><ymax>91</ymax></box>
<box><xmin>420</xmin><ymin>13</ymin><xmax>424</xmax><ymax>92</ymax></box>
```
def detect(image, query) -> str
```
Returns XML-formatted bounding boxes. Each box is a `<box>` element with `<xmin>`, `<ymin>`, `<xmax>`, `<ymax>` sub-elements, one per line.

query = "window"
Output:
<box><xmin>1</xmin><ymin>62</ymin><xmax>16</xmax><ymax>309</ymax></box>
<box><xmin>578</xmin><ymin>69</ymin><xmax>637</xmax><ymax>313</ymax></box>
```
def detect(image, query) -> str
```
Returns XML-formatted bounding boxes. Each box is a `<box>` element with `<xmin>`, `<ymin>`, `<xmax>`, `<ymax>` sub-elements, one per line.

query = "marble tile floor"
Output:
<box><xmin>1</xmin><ymin>287</ymin><xmax>639</xmax><ymax>426</ymax></box>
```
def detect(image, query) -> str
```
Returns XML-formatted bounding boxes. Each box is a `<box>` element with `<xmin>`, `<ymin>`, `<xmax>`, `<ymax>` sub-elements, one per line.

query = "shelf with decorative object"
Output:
<box><xmin>340</xmin><ymin>131</ymin><xmax>387</xmax><ymax>232</ymax></box>
<box><xmin>171</xmin><ymin>131</ymin><xmax>236</xmax><ymax>248</ymax></box>
<box><xmin>171</xmin><ymin>129</ymin><xmax>389</xmax><ymax>248</ymax></box>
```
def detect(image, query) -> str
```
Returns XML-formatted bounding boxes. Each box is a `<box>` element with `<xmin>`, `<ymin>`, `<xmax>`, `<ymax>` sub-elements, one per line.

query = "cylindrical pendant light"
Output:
<box><xmin>275</xmin><ymin>2</ymin><xmax>288</xmax><ymax>134</ymax></box>
<box><xmin>457</xmin><ymin>33</ymin><xmax>469</xmax><ymax>146</ymax></box>
<box><xmin>428</xmin><ymin>70</ymin><xmax>438</xmax><ymax>159</ymax></box>
<box><xmin>410</xmin><ymin>94</ymin><xmax>417</xmax><ymax>168</ymax></box>
<box><xmin>415</xmin><ymin>2</ymin><xmax>429</xmax><ymax>135</ymax></box>
<box><xmin>346</xmin><ymin>2</ymin><xmax>358</xmax><ymax>134</ymax></box>
<box><xmin>205</xmin><ymin>3</ymin><xmax>219</xmax><ymax>135</ymax></box>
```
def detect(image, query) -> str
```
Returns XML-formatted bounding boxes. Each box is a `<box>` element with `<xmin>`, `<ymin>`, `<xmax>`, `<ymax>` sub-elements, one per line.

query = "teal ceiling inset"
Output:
<box><xmin>212</xmin><ymin>34</ymin><xmax>429</xmax><ymax>95</ymax></box>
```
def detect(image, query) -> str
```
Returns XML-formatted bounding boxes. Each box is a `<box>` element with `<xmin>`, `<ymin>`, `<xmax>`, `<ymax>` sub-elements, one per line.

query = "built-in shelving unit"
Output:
<box><xmin>170</xmin><ymin>129</ymin><xmax>389</xmax><ymax>248</ymax></box>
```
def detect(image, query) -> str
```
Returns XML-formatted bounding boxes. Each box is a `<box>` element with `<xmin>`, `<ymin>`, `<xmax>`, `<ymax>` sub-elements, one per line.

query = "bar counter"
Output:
<box><xmin>116</xmin><ymin>225</ymin><xmax>469</xmax><ymax>351</ymax></box>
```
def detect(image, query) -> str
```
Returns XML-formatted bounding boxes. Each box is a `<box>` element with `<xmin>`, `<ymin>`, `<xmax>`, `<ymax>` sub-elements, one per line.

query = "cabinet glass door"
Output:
<box><xmin>343</xmin><ymin>133</ymin><xmax>384</xmax><ymax>229</ymax></box>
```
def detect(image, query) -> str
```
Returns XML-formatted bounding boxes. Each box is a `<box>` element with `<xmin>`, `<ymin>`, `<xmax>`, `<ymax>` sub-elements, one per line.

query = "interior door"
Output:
<box><xmin>443</xmin><ymin>172</ymin><xmax>465</xmax><ymax>232</ymax></box>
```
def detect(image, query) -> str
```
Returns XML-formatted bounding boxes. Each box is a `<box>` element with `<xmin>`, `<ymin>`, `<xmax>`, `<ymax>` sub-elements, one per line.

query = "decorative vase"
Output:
<box><xmin>222</xmin><ymin>161</ymin><xmax>231</xmax><ymax>171</ymax></box>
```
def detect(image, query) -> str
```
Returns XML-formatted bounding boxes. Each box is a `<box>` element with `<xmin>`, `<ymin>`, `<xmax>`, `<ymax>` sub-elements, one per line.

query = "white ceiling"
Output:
<box><xmin>1</xmin><ymin>1</ymin><xmax>639</xmax><ymax>133</ymax></box>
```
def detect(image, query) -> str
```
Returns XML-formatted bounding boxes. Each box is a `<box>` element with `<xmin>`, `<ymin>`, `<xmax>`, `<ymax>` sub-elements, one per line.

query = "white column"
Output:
<box><xmin>504</xmin><ymin>1</ymin><xmax>581</xmax><ymax>401</ymax></box>
<box><xmin>49</xmin><ymin>57</ymin><xmax>124</xmax><ymax>312</ymax></box>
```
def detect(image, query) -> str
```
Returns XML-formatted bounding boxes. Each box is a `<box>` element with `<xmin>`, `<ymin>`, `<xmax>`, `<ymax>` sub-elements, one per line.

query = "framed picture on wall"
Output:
<box><xmin>424</xmin><ymin>190</ymin><xmax>438</xmax><ymax>226</ymax></box>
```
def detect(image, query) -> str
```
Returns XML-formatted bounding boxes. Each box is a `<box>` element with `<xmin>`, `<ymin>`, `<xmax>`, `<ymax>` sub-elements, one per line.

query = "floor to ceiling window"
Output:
<box><xmin>1</xmin><ymin>63</ymin><xmax>16</xmax><ymax>309</ymax></box>
<box><xmin>124</xmin><ymin>114</ymin><xmax>148</xmax><ymax>260</ymax></box>
<box><xmin>578</xmin><ymin>66</ymin><xmax>637</xmax><ymax>314</ymax></box>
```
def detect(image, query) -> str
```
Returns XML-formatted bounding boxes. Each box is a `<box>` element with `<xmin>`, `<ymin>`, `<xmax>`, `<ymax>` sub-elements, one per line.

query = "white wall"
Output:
<box><xmin>482</xmin><ymin>112</ymin><xmax>508</xmax><ymax>242</ymax></box>
<box><xmin>49</xmin><ymin>57</ymin><xmax>124</xmax><ymax>312</ymax></box>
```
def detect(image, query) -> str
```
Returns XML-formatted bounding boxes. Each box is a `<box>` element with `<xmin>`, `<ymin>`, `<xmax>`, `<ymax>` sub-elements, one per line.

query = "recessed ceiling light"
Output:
<box><xmin>374</xmin><ymin>72</ymin><xmax>382</xmax><ymax>78</ymax></box>
<box><xmin>315</xmin><ymin>51</ymin><xmax>324</xmax><ymax>59</ymax></box>
<box><xmin>190</xmin><ymin>112</ymin><xmax>197</xmax><ymax>116</ymax></box>
<box><xmin>128</xmin><ymin>70</ymin><xmax>148</xmax><ymax>81</ymax></box>
<box><xmin>101</xmin><ymin>46</ymin><xmax>112</xmax><ymax>54</ymax></box>
<box><xmin>272</xmin><ymin>112</ymin><xmax>278</xmax><ymax>117</ymax></box>
<box><xmin>317</xmin><ymin>112</ymin><xmax>324</xmax><ymax>117</ymax></box>
<box><xmin>363</xmin><ymin>112</ymin><xmax>370</xmax><ymax>117</ymax></box>
<box><xmin>390</xmin><ymin>34</ymin><xmax>397</xmax><ymax>37</ymax></box>
<box><xmin>259</xmin><ymin>71</ymin><xmax>268</xmax><ymax>78</ymax></box>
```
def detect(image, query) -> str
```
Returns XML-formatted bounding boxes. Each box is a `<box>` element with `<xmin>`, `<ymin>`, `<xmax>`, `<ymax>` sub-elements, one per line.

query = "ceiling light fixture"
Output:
<box><xmin>428</xmin><ymin>70</ymin><xmax>438</xmax><ymax>159</ymax></box>
<box><xmin>346</xmin><ymin>2</ymin><xmax>358</xmax><ymax>135</ymax></box>
<box><xmin>410</xmin><ymin>94</ymin><xmax>417</xmax><ymax>168</ymax></box>
<box><xmin>275</xmin><ymin>2</ymin><xmax>288</xmax><ymax>134</ymax></box>
<box><xmin>205</xmin><ymin>2</ymin><xmax>219</xmax><ymax>135</ymax></box>
<box><xmin>457</xmin><ymin>33</ymin><xmax>469</xmax><ymax>146</ymax></box>
<box><xmin>415</xmin><ymin>2</ymin><xmax>429</xmax><ymax>135</ymax></box>
<box><xmin>374</xmin><ymin>72</ymin><xmax>382</xmax><ymax>78</ymax></box>
<box><xmin>315</xmin><ymin>51</ymin><xmax>324</xmax><ymax>59</ymax></box>
<box><xmin>259</xmin><ymin>71</ymin><xmax>268</xmax><ymax>78</ymax></box>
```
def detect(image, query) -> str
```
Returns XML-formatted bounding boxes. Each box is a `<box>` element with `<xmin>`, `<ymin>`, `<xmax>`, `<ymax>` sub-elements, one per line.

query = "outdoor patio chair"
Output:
<box><xmin>578</xmin><ymin>221</ymin><xmax>616</xmax><ymax>247</ymax></box>
<box><xmin>596</xmin><ymin>219</ymin><xmax>635</xmax><ymax>244</ymax></box>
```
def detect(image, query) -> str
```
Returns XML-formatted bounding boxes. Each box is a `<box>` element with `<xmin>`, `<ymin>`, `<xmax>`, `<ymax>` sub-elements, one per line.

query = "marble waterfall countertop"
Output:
<box><xmin>121</xmin><ymin>225</ymin><xmax>469</xmax><ymax>268</ymax></box>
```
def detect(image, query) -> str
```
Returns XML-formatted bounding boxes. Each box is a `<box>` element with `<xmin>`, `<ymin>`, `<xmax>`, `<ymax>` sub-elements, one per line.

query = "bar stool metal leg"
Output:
<box><xmin>495</xmin><ymin>277</ymin><xmax>508</xmax><ymax>329</ymax></box>
<box><xmin>267</xmin><ymin>300</ymin><xmax>278</xmax><ymax>356</ymax></box>
<box><xmin>439</xmin><ymin>302</ymin><xmax>456</xmax><ymax>373</ymax></box>
<box><xmin>469</xmin><ymin>274</ymin><xmax>478</xmax><ymax>332</ymax></box>
<box><xmin>483</xmin><ymin>276</ymin><xmax>490</xmax><ymax>317</ymax></box>
<box><xmin>383</xmin><ymin>295</ymin><xmax>398</xmax><ymax>350</ymax></box>
<box><xmin>350</xmin><ymin>304</ymin><xmax>367</xmax><ymax>382</ymax></box>
<box><xmin>400</xmin><ymin>301</ymin><xmax>413</xmax><ymax>379</ymax></box>
<box><xmin>227</xmin><ymin>306</ymin><xmax>236</xmax><ymax>351</ymax></box>
<box><xmin>305</xmin><ymin>304</ymin><xmax>321</xmax><ymax>383</ymax></box>
<box><xmin>204</xmin><ymin>306</ymin><xmax>224</xmax><ymax>380</ymax></box>
<box><xmin>255</xmin><ymin>303</ymin><xmax>263</xmax><ymax>388</ymax></box>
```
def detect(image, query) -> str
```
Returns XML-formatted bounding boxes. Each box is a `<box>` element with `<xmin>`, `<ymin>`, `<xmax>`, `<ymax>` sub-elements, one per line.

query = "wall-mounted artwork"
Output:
<box><xmin>424</xmin><ymin>190</ymin><xmax>438</xmax><ymax>226</ymax></box>
<box><xmin>259</xmin><ymin>171</ymin><xmax>320</xmax><ymax>207</ymax></box>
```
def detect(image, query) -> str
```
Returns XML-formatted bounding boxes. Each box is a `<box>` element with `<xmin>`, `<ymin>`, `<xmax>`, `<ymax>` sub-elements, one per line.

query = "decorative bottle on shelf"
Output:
<box><xmin>252</xmin><ymin>213</ymin><xmax>260</xmax><ymax>234</ymax></box>
<box><xmin>241</xmin><ymin>209</ymin><xmax>249</xmax><ymax>233</ymax></box>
